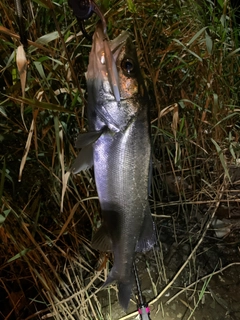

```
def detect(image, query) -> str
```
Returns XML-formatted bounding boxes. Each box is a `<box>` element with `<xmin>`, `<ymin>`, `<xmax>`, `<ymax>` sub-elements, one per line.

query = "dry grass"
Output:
<box><xmin>0</xmin><ymin>0</ymin><xmax>240</xmax><ymax>319</ymax></box>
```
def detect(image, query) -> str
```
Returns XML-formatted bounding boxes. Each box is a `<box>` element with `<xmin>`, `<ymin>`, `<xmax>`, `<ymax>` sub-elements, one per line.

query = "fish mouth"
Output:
<box><xmin>86</xmin><ymin>23</ymin><xmax>129</xmax><ymax>102</ymax></box>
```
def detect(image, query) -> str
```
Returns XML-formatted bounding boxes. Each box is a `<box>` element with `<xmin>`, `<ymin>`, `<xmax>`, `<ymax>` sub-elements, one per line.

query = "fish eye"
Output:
<box><xmin>121</xmin><ymin>58</ymin><xmax>134</xmax><ymax>76</ymax></box>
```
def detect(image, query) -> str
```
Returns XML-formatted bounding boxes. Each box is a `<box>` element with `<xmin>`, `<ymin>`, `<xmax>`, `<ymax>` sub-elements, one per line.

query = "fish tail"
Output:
<box><xmin>118</xmin><ymin>280</ymin><xmax>132</xmax><ymax>311</ymax></box>
<box><xmin>103</xmin><ymin>269</ymin><xmax>133</xmax><ymax>311</ymax></box>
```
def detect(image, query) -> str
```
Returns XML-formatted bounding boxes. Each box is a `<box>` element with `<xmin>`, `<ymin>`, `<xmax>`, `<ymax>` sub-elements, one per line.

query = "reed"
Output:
<box><xmin>0</xmin><ymin>0</ymin><xmax>239</xmax><ymax>319</ymax></box>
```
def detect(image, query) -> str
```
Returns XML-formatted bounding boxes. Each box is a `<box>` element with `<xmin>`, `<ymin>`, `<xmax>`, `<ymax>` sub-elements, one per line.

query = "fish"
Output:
<box><xmin>72</xmin><ymin>23</ymin><xmax>156</xmax><ymax>310</ymax></box>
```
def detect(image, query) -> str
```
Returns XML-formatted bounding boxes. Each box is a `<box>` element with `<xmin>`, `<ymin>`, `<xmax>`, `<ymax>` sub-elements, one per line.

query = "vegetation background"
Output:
<box><xmin>0</xmin><ymin>0</ymin><xmax>240</xmax><ymax>319</ymax></box>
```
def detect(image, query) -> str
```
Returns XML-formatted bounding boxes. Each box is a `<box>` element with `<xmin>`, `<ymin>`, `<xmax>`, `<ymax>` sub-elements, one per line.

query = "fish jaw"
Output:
<box><xmin>86</xmin><ymin>24</ymin><xmax>129</xmax><ymax>102</ymax></box>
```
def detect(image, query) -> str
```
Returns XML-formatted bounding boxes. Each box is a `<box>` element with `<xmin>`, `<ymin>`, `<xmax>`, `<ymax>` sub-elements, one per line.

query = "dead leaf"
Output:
<box><xmin>61</xmin><ymin>171</ymin><xmax>71</xmax><ymax>213</ymax></box>
<box><xmin>16</xmin><ymin>45</ymin><xmax>28</xmax><ymax>130</ymax></box>
<box><xmin>18</xmin><ymin>118</ymin><xmax>35</xmax><ymax>181</ymax></box>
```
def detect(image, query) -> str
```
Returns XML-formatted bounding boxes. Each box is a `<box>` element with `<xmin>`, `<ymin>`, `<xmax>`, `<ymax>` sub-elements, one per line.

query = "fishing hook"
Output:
<box><xmin>68</xmin><ymin>0</ymin><xmax>107</xmax><ymax>40</ymax></box>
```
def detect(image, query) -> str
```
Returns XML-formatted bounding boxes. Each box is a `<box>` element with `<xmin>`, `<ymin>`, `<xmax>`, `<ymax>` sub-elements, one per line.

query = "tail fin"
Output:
<box><xmin>103</xmin><ymin>269</ymin><xmax>133</xmax><ymax>311</ymax></box>
<box><xmin>118</xmin><ymin>281</ymin><xmax>132</xmax><ymax>311</ymax></box>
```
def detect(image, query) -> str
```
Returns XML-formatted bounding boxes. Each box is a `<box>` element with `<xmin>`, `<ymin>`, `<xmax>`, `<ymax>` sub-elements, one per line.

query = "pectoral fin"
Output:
<box><xmin>72</xmin><ymin>130</ymin><xmax>104</xmax><ymax>174</ymax></box>
<box><xmin>71</xmin><ymin>144</ymin><xmax>93</xmax><ymax>173</ymax></box>
<box><xmin>75</xmin><ymin>131</ymin><xmax>103</xmax><ymax>148</ymax></box>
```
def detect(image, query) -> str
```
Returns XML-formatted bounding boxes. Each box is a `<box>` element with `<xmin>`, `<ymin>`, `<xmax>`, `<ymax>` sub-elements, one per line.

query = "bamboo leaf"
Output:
<box><xmin>0</xmin><ymin>209</ymin><xmax>11</xmax><ymax>224</ymax></box>
<box><xmin>225</xmin><ymin>47</ymin><xmax>240</xmax><ymax>59</ymax></box>
<box><xmin>173</xmin><ymin>39</ymin><xmax>202</xmax><ymax>61</ymax></box>
<box><xmin>211</xmin><ymin>138</ymin><xmax>231</xmax><ymax>181</ymax></box>
<box><xmin>7</xmin><ymin>248</ymin><xmax>30</xmax><ymax>263</ymax></box>
<box><xmin>0</xmin><ymin>106</ymin><xmax>7</xmax><ymax>117</ymax></box>
<box><xmin>187</xmin><ymin>26</ymin><xmax>208</xmax><ymax>46</ymax></box>
<box><xmin>12</xmin><ymin>97</ymin><xmax>73</xmax><ymax>113</ymax></box>
<box><xmin>34</xmin><ymin>61</ymin><xmax>46</xmax><ymax>80</ymax></box>
<box><xmin>35</xmin><ymin>31</ymin><xmax>59</xmax><ymax>45</ymax></box>
<box><xmin>205</xmin><ymin>31</ymin><xmax>213</xmax><ymax>54</ymax></box>
<box><xmin>32</xmin><ymin>0</ymin><xmax>53</xmax><ymax>9</ymax></box>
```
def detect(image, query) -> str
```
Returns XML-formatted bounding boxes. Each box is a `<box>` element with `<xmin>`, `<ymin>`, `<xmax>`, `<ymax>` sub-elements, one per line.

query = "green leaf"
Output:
<box><xmin>0</xmin><ymin>106</ymin><xmax>7</xmax><ymax>117</ymax></box>
<box><xmin>16</xmin><ymin>97</ymin><xmax>74</xmax><ymax>113</ymax></box>
<box><xmin>225</xmin><ymin>47</ymin><xmax>240</xmax><ymax>59</ymax></box>
<box><xmin>187</xmin><ymin>26</ymin><xmax>208</xmax><ymax>46</ymax></box>
<box><xmin>35</xmin><ymin>31</ymin><xmax>59</xmax><ymax>45</ymax></box>
<box><xmin>127</xmin><ymin>0</ymin><xmax>136</xmax><ymax>13</ymax></box>
<box><xmin>7</xmin><ymin>248</ymin><xmax>30</xmax><ymax>263</ymax></box>
<box><xmin>32</xmin><ymin>0</ymin><xmax>53</xmax><ymax>9</ymax></box>
<box><xmin>3</xmin><ymin>50</ymin><xmax>15</xmax><ymax>72</ymax></box>
<box><xmin>217</xmin><ymin>0</ymin><xmax>224</xmax><ymax>8</ymax></box>
<box><xmin>173</xmin><ymin>39</ymin><xmax>202</xmax><ymax>61</ymax></box>
<box><xmin>34</xmin><ymin>61</ymin><xmax>46</xmax><ymax>80</ymax></box>
<box><xmin>0</xmin><ymin>209</ymin><xmax>11</xmax><ymax>224</ymax></box>
<box><xmin>205</xmin><ymin>31</ymin><xmax>213</xmax><ymax>54</ymax></box>
<box><xmin>211</xmin><ymin>138</ymin><xmax>231</xmax><ymax>181</ymax></box>
<box><xmin>29</xmin><ymin>31</ymin><xmax>59</xmax><ymax>53</ymax></box>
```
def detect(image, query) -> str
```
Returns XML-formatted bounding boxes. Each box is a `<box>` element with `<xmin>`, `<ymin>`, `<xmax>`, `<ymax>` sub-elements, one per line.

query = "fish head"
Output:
<box><xmin>86</xmin><ymin>24</ymin><xmax>146</xmax><ymax>103</ymax></box>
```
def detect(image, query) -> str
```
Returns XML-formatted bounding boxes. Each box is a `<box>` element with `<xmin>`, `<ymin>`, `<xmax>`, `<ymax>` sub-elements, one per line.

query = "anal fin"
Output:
<box><xmin>92</xmin><ymin>225</ymin><xmax>112</xmax><ymax>252</ymax></box>
<box><xmin>135</xmin><ymin>208</ymin><xmax>156</xmax><ymax>253</ymax></box>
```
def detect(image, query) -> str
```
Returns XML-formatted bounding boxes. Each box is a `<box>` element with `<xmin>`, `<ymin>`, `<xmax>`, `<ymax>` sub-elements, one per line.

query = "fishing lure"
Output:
<box><xmin>68</xmin><ymin>0</ymin><xmax>107</xmax><ymax>39</ymax></box>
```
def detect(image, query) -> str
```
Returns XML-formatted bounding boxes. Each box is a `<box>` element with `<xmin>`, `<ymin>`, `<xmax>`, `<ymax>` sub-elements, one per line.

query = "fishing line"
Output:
<box><xmin>14</xmin><ymin>0</ymin><xmax>28</xmax><ymax>47</ymax></box>
<box><xmin>133</xmin><ymin>261</ymin><xmax>151</xmax><ymax>320</ymax></box>
<box><xmin>68</xmin><ymin>0</ymin><xmax>107</xmax><ymax>39</ymax></box>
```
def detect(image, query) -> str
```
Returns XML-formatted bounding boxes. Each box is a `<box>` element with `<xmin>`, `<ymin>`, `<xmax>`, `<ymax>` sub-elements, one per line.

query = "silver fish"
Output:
<box><xmin>72</xmin><ymin>24</ymin><xmax>156</xmax><ymax>310</ymax></box>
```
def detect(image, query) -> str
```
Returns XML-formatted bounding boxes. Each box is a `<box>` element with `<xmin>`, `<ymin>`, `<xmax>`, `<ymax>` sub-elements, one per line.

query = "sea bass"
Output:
<box><xmin>72</xmin><ymin>24</ymin><xmax>156</xmax><ymax>310</ymax></box>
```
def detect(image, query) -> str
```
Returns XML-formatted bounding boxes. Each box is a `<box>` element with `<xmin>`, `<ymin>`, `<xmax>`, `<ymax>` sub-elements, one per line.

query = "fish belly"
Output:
<box><xmin>93</xmin><ymin>114</ymin><xmax>153</xmax><ymax>309</ymax></box>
